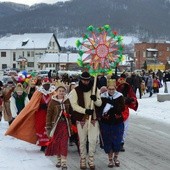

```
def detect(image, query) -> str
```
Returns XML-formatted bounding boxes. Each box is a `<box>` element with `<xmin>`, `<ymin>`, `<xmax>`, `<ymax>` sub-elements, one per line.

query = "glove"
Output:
<box><xmin>90</xmin><ymin>95</ymin><xmax>97</xmax><ymax>101</ymax></box>
<box><xmin>85</xmin><ymin>109</ymin><xmax>94</xmax><ymax>115</ymax></box>
<box><xmin>125</xmin><ymin>97</ymin><xmax>134</xmax><ymax>104</ymax></box>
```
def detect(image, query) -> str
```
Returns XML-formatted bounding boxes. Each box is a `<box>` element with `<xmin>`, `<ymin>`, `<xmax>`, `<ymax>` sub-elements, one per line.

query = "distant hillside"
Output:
<box><xmin>0</xmin><ymin>2</ymin><xmax>29</xmax><ymax>17</ymax></box>
<box><xmin>0</xmin><ymin>0</ymin><xmax>170</xmax><ymax>41</ymax></box>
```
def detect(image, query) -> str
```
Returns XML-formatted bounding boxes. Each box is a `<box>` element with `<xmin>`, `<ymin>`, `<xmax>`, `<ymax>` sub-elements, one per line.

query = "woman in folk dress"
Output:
<box><xmin>45</xmin><ymin>84</ymin><xmax>72</xmax><ymax>170</ymax></box>
<box><xmin>99</xmin><ymin>79</ymin><xmax>125</xmax><ymax>168</ymax></box>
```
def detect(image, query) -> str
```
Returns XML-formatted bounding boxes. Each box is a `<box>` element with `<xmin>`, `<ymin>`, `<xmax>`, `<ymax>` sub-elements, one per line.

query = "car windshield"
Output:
<box><xmin>39</xmin><ymin>71</ymin><xmax>48</xmax><ymax>74</ymax></box>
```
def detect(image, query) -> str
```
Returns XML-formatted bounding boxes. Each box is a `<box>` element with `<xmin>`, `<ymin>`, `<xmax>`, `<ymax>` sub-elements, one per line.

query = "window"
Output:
<box><xmin>27</xmin><ymin>51</ymin><xmax>30</xmax><ymax>57</ymax></box>
<box><xmin>13</xmin><ymin>63</ymin><xmax>16</xmax><ymax>68</ymax></box>
<box><xmin>2</xmin><ymin>64</ymin><xmax>7</xmax><ymax>69</ymax></box>
<box><xmin>147</xmin><ymin>51</ymin><xmax>152</xmax><ymax>57</ymax></box>
<box><xmin>1</xmin><ymin>52</ymin><xmax>6</xmax><ymax>57</ymax></box>
<box><xmin>22</xmin><ymin>51</ymin><xmax>24</xmax><ymax>57</ymax></box>
<box><xmin>31</xmin><ymin>51</ymin><xmax>34</xmax><ymax>57</ymax></box>
<box><xmin>134</xmin><ymin>52</ymin><xmax>136</xmax><ymax>58</ymax></box>
<box><xmin>167</xmin><ymin>47</ymin><xmax>170</xmax><ymax>51</ymax></box>
<box><xmin>27</xmin><ymin>62</ymin><xmax>34</xmax><ymax>67</ymax></box>
<box><xmin>13</xmin><ymin>52</ymin><xmax>16</xmax><ymax>61</ymax></box>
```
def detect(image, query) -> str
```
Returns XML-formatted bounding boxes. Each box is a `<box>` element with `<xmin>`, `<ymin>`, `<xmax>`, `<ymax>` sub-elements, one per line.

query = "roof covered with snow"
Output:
<box><xmin>38</xmin><ymin>53</ymin><xmax>89</xmax><ymax>63</ymax></box>
<box><xmin>0</xmin><ymin>33</ymin><xmax>58</xmax><ymax>50</ymax></box>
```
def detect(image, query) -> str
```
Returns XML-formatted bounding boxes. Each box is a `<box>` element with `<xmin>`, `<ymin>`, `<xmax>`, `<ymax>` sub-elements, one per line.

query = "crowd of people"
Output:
<box><xmin>0</xmin><ymin>70</ymin><xmax>140</xmax><ymax>170</ymax></box>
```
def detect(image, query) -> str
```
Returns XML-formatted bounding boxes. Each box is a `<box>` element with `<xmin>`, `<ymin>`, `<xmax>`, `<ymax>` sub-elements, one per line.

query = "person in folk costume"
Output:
<box><xmin>45</xmin><ymin>83</ymin><xmax>72</xmax><ymax>170</ymax></box>
<box><xmin>25</xmin><ymin>77</ymin><xmax>38</xmax><ymax>100</ymax></box>
<box><xmin>9</xmin><ymin>83</ymin><xmax>29</xmax><ymax>124</ymax></box>
<box><xmin>99</xmin><ymin>79</ymin><xmax>125</xmax><ymax>168</ymax></box>
<box><xmin>2</xmin><ymin>80</ymin><xmax>15</xmax><ymax>125</ymax></box>
<box><xmin>116</xmin><ymin>74</ymin><xmax>138</xmax><ymax>152</ymax></box>
<box><xmin>5</xmin><ymin>77</ymin><xmax>56</xmax><ymax>150</ymax></box>
<box><xmin>67</xmin><ymin>82</ymin><xmax>79</xmax><ymax>147</ymax></box>
<box><xmin>34</xmin><ymin>77</ymin><xmax>57</xmax><ymax>151</ymax></box>
<box><xmin>0</xmin><ymin>87</ymin><xmax>3</xmax><ymax>121</ymax></box>
<box><xmin>69</xmin><ymin>71</ymin><xmax>102</xmax><ymax>170</ymax></box>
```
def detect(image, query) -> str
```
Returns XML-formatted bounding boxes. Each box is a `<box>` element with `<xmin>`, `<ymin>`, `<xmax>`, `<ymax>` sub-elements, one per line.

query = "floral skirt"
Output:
<box><xmin>100</xmin><ymin>122</ymin><xmax>124</xmax><ymax>153</ymax></box>
<box><xmin>45</xmin><ymin>121</ymin><xmax>69</xmax><ymax>157</ymax></box>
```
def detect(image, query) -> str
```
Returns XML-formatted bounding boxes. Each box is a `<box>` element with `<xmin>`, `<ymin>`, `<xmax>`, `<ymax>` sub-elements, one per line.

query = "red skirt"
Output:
<box><xmin>45</xmin><ymin>121</ymin><xmax>69</xmax><ymax>157</ymax></box>
<box><xmin>35</xmin><ymin>108</ymin><xmax>49</xmax><ymax>146</ymax></box>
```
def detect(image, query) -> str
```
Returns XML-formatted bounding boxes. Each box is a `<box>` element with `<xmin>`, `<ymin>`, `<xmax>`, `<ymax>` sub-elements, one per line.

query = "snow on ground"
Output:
<box><xmin>0</xmin><ymin>122</ymin><xmax>57</xmax><ymax>170</ymax></box>
<box><xmin>0</xmin><ymin>83</ymin><xmax>170</xmax><ymax>169</ymax></box>
<box><xmin>131</xmin><ymin>82</ymin><xmax>170</xmax><ymax>124</ymax></box>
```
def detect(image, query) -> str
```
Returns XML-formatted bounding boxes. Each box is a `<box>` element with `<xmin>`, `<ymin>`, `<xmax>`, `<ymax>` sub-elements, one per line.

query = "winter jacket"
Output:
<box><xmin>99</xmin><ymin>91</ymin><xmax>125</xmax><ymax>124</ymax></box>
<box><xmin>10</xmin><ymin>92</ymin><xmax>29</xmax><ymax>118</ymax></box>
<box><xmin>46</xmin><ymin>95</ymin><xmax>72</xmax><ymax>137</ymax></box>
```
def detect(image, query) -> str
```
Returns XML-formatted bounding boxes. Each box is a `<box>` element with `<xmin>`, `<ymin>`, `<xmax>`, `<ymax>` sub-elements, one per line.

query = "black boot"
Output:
<box><xmin>149</xmin><ymin>92</ymin><xmax>153</xmax><ymax>97</ymax></box>
<box><xmin>120</xmin><ymin>143</ymin><xmax>125</xmax><ymax>152</ymax></box>
<box><xmin>40</xmin><ymin>146</ymin><xmax>47</xmax><ymax>152</ymax></box>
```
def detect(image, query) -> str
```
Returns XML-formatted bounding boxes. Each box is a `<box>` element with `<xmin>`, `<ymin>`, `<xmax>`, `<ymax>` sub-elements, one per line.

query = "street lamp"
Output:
<box><xmin>153</xmin><ymin>53</ymin><xmax>157</xmax><ymax>71</ymax></box>
<box><xmin>32</xmin><ymin>40</ymin><xmax>35</xmax><ymax>71</ymax></box>
<box><xmin>58</xmin><ymin>53</ymin><xmax>60</xmax><ymax>70</ymax></box>
<box><xmin>66</xmin><ymin>51</ymin><xmax>70</xmax><ymax>70</ymax></box>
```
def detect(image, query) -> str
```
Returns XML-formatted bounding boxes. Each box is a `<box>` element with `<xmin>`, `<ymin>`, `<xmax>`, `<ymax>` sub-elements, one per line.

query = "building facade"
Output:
<box><xmin>134</xmin><ymin>42</ymin><xmax>170</xmax><ymax>71</ymax></box>
<box><xmin>0</xmin><ymin>33</ymin><xmax>61</xmax><ymax>71</ymax></box>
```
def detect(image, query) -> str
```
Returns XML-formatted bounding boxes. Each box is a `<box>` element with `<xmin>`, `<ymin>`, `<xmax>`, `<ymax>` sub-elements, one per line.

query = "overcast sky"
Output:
<box><xmin>0</xmin><ymin>0</ymin><xmax>70</xmax><ymax>6</ymax></box>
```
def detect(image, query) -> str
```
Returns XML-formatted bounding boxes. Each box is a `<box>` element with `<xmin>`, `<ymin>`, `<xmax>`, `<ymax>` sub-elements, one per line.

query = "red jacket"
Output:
<box><xmin>117</xmin><ymin>79</ymin><xmax>138</xmax><ymax>121</ymax></box>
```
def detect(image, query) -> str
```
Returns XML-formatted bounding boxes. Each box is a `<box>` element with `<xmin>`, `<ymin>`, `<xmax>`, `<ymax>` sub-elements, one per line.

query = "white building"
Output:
<box><xmin>0</xmin><ymin>33</ymin><xmax>61</xmax><ymax>71</ymax></box>
<box><xmin>38</xmin><ymin>52</ymin><xmax>89</xmax><ymax>70</ymax></box>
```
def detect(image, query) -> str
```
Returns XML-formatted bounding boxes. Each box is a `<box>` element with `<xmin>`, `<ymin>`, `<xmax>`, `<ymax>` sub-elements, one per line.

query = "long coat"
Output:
<box><xmin>5</xmin><ymin>90</ymin><xmax>43</xmax><ymax>144</ymax></box>
<box><xmin>46</xmin><ymin>95</ymin><xmax>72</xmax><ymax>137</ymax></box>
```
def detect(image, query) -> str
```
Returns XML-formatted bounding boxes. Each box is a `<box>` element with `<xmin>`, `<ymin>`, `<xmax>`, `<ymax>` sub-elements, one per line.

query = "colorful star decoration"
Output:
<box><xmin>76</xmin><ymin>25</ymin><xmax>124</xmax><ymax>75</ymax></box>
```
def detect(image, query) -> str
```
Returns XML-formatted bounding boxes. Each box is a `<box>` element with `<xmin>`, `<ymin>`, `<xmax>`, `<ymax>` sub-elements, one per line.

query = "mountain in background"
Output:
<box><xmin>0</xmin><ymin>0</ymin><xmax>170</xmax><ymax>41</ymax></box>
<box><xmin>0</xmin><ymin>2</ymin><xmax>29</xmax><ymax>17</ymax></box>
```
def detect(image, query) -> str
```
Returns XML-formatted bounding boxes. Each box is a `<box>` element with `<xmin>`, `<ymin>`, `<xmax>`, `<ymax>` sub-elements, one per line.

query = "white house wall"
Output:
<box><xmin>0</xmin><ymin>33</ymin><xmax>61</xmax><ymax>71</ymax></box>
<box><xmin>46</xmin><ymin>36</ymin><xmax>60</xmax><ymax>53</ymax></box>
<box><xmin>0</xmin><ymin>50</ymin><xmax>11</xmax><ymax>69</ymax></box>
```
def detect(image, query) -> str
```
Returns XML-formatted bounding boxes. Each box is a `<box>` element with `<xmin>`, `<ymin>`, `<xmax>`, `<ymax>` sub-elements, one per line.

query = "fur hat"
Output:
<box><xmin>80</xmin><ymin>71</ymin><xmax>91</xmax><ymax>80</ymax></box>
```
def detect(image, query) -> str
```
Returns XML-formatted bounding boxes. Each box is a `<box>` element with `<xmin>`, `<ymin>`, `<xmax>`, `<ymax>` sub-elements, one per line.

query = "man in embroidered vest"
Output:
<box><xmin>69</xmin><ymin>71</ymin><xmax>102</xmax><ymax>170</ymax></box>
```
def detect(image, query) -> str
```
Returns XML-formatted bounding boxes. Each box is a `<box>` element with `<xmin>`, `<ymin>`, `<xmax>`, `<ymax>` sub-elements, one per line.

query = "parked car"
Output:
<box><xmin>37</xmin><ymin>69</ymin><xmax>57</xmax><ymax>78</ymax></box>
<box><xmin>37</xmin><ymin>70</ymin><xmax>49</xmax><ymax>78</ymax></box>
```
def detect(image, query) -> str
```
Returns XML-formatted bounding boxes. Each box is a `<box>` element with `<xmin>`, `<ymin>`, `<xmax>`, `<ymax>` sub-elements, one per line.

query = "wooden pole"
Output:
<box><xmin>88</xmin><ymin>75</ymin><xmax>97</xmax><ymax>130</ymax></box>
